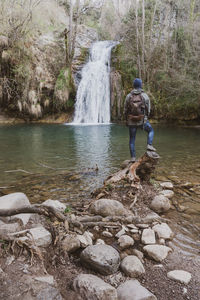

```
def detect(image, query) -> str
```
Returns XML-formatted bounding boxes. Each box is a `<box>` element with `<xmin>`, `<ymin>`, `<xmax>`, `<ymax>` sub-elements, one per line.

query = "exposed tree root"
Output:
<box><xmin>105</xmin><ymin>150</ymin><xmax>160</xmax><ymax>186</ymax></box>
<box><xmin>0</xmin><ymin>231</ymin><xmax>46</xmax><ymax>273</ymax></box>
<box><xmin>0</xmin><ymin>205</ymin><xmax>66</xmax><ymax>221</ymax></box>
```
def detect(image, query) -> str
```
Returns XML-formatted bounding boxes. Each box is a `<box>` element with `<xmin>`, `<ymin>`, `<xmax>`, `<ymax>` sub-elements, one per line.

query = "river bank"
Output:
<box><xmin>0</xmin><ymin>152</ymin><xmax>199</xmax><ymax>300</ymax></box>
<box><xmin>1</xmin><ymin>111</ymin><xmax>200</xmax><ymax>127</ymax></box>
<box><xmin>0</xmin><ymin>112</ymin><xmax>73</xmax><ymax>124</ymax></box>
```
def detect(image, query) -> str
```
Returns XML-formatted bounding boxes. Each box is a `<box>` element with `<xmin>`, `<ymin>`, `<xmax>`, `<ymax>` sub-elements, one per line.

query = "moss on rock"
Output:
<box><xmin>54</xmin><ymin>67</ymin><xmax>76</xmax><ymax>111</ymax></box>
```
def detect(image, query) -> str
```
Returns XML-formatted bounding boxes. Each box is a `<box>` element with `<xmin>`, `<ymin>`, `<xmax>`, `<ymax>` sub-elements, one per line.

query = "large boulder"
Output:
<box><xmin>143</xmin><ymin>245</ymin><xmax>172</xmax><ymax>262</ymax></box>
<box><xmin>120</xmin><ymin>256</ymin><xmax>145</xmax><ymax>277</ymax></box>
<box><xmin>89</xmin><ymin>199</ymin><xmax>127</xmax><ymax>217</ymax></box>
<box><xmin>150</xmin><ymin>195</ymin><xmax>171</xmax><ymax>213</ymax></box>
<box><xmin>73</xmin><ymin>274</ymin><xmax>118</xmax><ymax>300</ymax></box>
<box><xmin>80</xmin><ymin>245</ymin><xmax>120</xmax><ymax>275</ymax></box>
<box><xmin>0</xmin><ymin>192</ymin><xmax>31</xmax><ymax>225</ymax></box>
<box><xmin>117</xmin><ymin>280</ymin><xmax>157</xmax><ymax>300</ymax></box>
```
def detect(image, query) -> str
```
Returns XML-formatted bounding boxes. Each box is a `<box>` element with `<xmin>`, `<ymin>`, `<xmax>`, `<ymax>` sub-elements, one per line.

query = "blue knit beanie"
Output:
<box><xmin>133</xmin><ymin>78</ymin><xmax>142</xmax><ymax>89</ymax></box>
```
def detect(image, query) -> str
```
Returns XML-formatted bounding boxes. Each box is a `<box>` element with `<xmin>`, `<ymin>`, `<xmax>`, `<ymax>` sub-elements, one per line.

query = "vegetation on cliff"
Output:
<box><xmin>0</xmin><ymin>0</ymin><xmax>78</xmax><ymax>120</ymax></box>
<box><xmin>113</xmin><ymin>0</ymin><xmax>200</xmax><ymax>123</ymax></box>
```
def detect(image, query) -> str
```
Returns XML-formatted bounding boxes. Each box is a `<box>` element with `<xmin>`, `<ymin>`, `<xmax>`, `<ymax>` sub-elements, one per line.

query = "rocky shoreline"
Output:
<box><xmin>0</xmin><ymin>152</ymin><xmax>199</xmax><ymax>300</ymax></box>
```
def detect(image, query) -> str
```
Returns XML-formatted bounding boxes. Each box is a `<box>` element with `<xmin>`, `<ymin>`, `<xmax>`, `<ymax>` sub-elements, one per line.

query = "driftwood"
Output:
<box><xmin>5</xmin><ymin>169</ymin><xmax>32</xmax><ymax>174</ymax></box>
<box><xmin>36</xmin><ymin>162</ymin><xmax>69</xmax><ymax>171</ymax></box>
<box><xmin>105</xmin><ymin>150</ymin><xmax>160</xmax><ymax>186</ymax></box>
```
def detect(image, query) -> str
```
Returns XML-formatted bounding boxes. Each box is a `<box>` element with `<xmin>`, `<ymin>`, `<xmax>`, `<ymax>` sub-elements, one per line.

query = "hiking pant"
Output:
<box><xmin>129</xmin><ymin>121</ymin><xmax>154</xmax><ymax>158</ymax></box>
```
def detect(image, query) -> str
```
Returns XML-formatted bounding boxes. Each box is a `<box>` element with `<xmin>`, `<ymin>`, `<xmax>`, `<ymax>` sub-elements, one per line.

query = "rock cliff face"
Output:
<box><xmin>110</xmin><ymin>44</ymin><xmax>128</xmax><ymax>122</ymax></box>
<box><xmin>72</xmin><ymin>25</ymin><xmax>98</xmax><ymax>86</ymax></box>
<box><xmin>1</xmin><ymin>28</ymin><xmax>98</xmax><ymax>121</ymax></box>
<box><xmin>0</xmin><ymin>0</ymin><xmax>98</xmax><ymax>121</ymax></box>
<box><xmin>72</xmin><ymin>0</ymin><xmax>133</xmax><ymax>15</ymax></box>
<box><xmin>110</xmin><ymin>70</ymin><xmax>125</xmax><ymax>121</ymax></box>
<box><xmin>111</xmin><ymin>0</ymin><xmax>133</xmax><ymax>16</ymax></box>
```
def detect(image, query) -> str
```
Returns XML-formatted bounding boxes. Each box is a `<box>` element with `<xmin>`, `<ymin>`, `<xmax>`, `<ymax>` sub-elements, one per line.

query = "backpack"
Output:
<box><xmin>127</xmin><ymin>92</ymin><xmax>145</xmax><ymax>121</ymax></box>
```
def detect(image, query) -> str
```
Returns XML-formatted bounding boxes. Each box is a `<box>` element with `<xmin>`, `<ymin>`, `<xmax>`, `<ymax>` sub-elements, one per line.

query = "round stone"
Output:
<box><xmin>89</xmin><ymin>199</ymin><xmax>126</xmax><ymax>217</ymax></box>
<box><xmin>120</xmin><ymin>255</ymin><xmax>145</xmax><ymax>277</ymax></box>
<box><xmin>118</xmin><ymin>235</ymin><xmax>134</xmax><ymax>249</ymax></box>
<box><xmin>150</xmin><ymin>195</ymin><xmax>171</xmax><ymax>213</ymax></box>
<box><xmin>80</xmin><ymin>245</ymin><xmax>120</xmax><ymax>275</ymax></box>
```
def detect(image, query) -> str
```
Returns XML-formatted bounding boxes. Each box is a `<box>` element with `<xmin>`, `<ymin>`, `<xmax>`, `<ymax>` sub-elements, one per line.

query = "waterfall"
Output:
<box><xmin>73</xmin><ymin>41</ymin><xmax>117</xmax><ymax>124</ymax></box>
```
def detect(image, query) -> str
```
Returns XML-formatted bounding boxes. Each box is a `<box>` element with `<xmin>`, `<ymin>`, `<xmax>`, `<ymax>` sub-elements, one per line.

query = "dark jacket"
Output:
<box><xmin>124</xmin><ymin>88</ymin><xmax>150</xmax><ymax>126</ymax></box>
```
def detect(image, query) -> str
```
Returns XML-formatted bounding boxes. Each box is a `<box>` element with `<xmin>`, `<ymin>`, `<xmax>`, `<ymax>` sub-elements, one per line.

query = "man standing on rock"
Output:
<box><xmin>124</xmin><ymin>78</ymin><xmax>156</xmax><ymax>162</ymax></box>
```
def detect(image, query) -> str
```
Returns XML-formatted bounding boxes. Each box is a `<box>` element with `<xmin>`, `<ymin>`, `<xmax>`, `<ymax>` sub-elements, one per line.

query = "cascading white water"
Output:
<box><xmin>73</xmin><ymin>41</ymin><xmax>117</xmax><ymax>124</ymax></box>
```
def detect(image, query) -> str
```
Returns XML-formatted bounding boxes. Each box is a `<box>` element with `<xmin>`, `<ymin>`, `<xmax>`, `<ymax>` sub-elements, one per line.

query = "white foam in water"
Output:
<box><xmin>69</xmin><ymin>41</ymin><xmax>117</xmax><ymax>125</ymax></box>
<box><xmin>69</xmin><ymin>123</ymin><xmax>111</xmax><ymax>126</ymax></box>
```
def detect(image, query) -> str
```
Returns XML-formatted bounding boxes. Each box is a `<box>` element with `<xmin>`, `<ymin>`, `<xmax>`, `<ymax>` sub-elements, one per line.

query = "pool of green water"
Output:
<box><xmin>0</xmin><ymin>123</ymin><xmax>200</xmax><ymax>255</ymax></box>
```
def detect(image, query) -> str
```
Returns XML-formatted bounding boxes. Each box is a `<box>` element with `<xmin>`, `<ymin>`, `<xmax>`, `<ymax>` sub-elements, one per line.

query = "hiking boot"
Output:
<box><xmin>147</xmin><ymin>144</ymin><xmax>156</xmax><ymax>152</ymax></box>
<box><xmin>130</xmin><ymin>157</ymin><xmax>136</xmax><ymax>163</ymax></box>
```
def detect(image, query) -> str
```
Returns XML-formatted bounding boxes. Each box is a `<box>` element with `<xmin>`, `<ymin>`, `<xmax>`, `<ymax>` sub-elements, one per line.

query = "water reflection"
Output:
<box><xmin>72</xmin><ymin>125</ymin><xmax>111</xmax><ymax>168</ymax></box>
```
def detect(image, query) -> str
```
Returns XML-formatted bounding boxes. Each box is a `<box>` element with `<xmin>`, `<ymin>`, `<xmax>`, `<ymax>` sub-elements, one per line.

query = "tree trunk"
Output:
<box><xmin>135</xmin><ymin>0</ymin><xmax>141</xmax><ymax>78</ymax></box>
<box><xmin>146</xmin><ymin>0</ymin><xmax>158</xmax><ymax>84</ymax></box>
<box><xmin>65</xmin><ymin>0</ymin><xmax>80</xmax><ymax>70</ymax></box>
<box><xmin>141</xmin><ymin>0</ymin><xmax>146</xmax><ymax>80</ymax></box>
